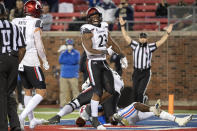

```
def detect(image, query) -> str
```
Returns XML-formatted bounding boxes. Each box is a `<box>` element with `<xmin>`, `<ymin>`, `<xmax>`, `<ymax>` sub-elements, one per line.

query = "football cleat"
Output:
<box><xmin>48</xmin><ymin>115</ymin><xmax>61</xmax><ymax>124</ymax></box>
<box><xmin>112</xmin><ymin>113</ymin><xmax>129</xmax><ymax>126</ymax></box>
<box><xmin>29</xmin><ymin>118</ymin><xmax>47</xmax><ymax>129</ymax></box>
<box><xmin>176</xmin><ymin>115</ymin><xmax>193</xmax><ymax>126</ymax></box>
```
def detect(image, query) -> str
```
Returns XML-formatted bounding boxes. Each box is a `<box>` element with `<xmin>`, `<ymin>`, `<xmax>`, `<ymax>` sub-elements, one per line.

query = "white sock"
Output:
<box><xmin>91</xmin><ymin>99</ymin><xmax>99</xmax><ymax>117</ymax></box>
<box><xmin>20</xmin><ymin>94</ymin><xmax>43</xmax><ymax>120</ymax></box>
<box><xmin>57</xmin><ymin>104</ymin><xmax>73</xmax><ymax>117</ymax></box>
<box><xmin>24</xmin><ymin>95</ymin><xmax>34</xmax><ymax>121</ymax></box>
<box><xmin>159</xmin><ymin>110</ymin><xmax>176</xmax><ymax>121</ymax></box>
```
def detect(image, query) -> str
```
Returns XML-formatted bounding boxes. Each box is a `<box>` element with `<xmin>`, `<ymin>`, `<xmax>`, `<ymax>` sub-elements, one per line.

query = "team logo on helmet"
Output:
<box><xmin>24</xmin><ymin>0</ymin><xmax>42</xmax><ymax>18</ymax></box>
<box><xmin>86</xmin><ymin>7</ymin><xmax>102</xmax><ymax>26</ymax></box>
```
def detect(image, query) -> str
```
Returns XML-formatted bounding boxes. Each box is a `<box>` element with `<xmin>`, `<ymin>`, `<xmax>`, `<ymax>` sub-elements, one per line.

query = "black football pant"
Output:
<box><xmin>0</xmin><ymin>55</ymin><xmax>19</xmax><ymax>131</ymax></box>
<box><xmin>132</xmin><ymin>69</ymin><xmax>151</xmax><ymax>103</ymax></box>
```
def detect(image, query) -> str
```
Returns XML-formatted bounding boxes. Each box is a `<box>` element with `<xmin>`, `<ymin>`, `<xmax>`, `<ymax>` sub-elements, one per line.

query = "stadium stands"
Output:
<box><xmin>49</xmin><ymin>0</ymin><xmax>195</xmax><ymax>31</ymax></box>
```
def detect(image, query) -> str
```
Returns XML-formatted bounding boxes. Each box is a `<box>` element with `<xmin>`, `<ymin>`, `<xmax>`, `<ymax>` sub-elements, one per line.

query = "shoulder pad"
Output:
<box><xmin>35</xmin><ymin>19</ymin><xmax>43</xmax><ymax>28</ymax></box>
<box><xmin>80</xmin><ymin>24</ymin><xmax>94</xmax><ymax>34</ymax></box>
<box><xmin>101</xmin><ymin>22</ymin><xmax>108</xmax><ymax>29</ymax></box>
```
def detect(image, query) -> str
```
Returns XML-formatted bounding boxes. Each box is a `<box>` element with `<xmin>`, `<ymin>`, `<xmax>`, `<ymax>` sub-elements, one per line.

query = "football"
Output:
<box><xmin>75</xmin><ymin>117</ymin><xmax>86</xmax><ymax>127</ymax></box>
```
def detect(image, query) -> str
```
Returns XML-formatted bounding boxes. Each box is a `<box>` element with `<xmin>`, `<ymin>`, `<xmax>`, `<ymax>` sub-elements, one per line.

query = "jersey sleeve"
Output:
<box><xmin>129</xmin><ymin>40</ymin><xmax>139</xmax><ymax>50</ymax></box>
<box><xmin>148</xmin><ymin>42</ymin><xmax>157</xmax><ymax>52</ymax></box>
<box><xmin>80</xmin><ymin>24</ymin><xmax>93</xmax><ymax>34</ymax></box>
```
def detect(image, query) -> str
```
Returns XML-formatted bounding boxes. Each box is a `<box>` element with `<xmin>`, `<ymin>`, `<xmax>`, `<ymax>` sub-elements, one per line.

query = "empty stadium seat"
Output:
<box><xmin>135</xmin><ymin>5</ymin><xmax>157</xmax><ymax>11</ymax></box>
<box><xmin>134</xmin><ymin>12</ymin><xmax>156</xmax><ymax>18</ymax></box>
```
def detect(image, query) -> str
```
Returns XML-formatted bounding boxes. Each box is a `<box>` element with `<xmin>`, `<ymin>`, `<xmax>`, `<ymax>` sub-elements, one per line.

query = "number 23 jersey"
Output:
<box><xmin>80</xmin><ymin>22</ymin><xmax>109</xmax><ymax>60</ymax></box>
<box><xmin>12</xmin><ymin>16</ymin><xmax>43</xmax><ymax>67</ymax></box>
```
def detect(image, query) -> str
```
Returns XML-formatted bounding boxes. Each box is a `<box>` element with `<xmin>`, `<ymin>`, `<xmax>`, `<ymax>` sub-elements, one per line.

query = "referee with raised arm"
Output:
<box><xmin>119</xmin><ymin>16</ymin><xmax>173</xmax><ymax>103</ymax></box>
<box><xmin>0</xmin><ymin>3</ymin><xmax>26</xmax><ymax>131</ymax></box>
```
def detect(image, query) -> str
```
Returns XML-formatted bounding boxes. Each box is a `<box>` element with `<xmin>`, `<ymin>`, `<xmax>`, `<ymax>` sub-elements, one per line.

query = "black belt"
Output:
<box><xmin>134</xmin><ymin>67</ymin><xmax>151</xmax><ymax>71</ymax></box>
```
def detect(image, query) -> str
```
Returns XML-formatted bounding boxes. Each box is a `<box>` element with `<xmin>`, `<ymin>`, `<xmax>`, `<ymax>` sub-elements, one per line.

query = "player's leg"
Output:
<box><xmin>159</xmin><ymin>110</ymin><xmax>193</xmax><ymax>126</ymax></box>
<box><xmin>87</xmin><ymin>60</ymin><xmax>105</xmax><ymax>129</ymax></box>
<box><xmin>19</xmin><ymin>66</ymin><xmax>47</xmax><ymax>129</ymax></box>
<box><xmin>48</xmin><ymin>87</ymin><xmax>94</xmax><ymax>124</ymax></box>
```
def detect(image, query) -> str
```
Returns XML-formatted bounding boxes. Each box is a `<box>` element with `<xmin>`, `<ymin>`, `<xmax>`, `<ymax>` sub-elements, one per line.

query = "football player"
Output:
<box><xmin>78</xmin><ymin>100</ymin><xmax>193</xmax><ymax>127</ymax></box>
<box><xmin>80</xmin><ymin>7</ymin><xmax>128</xmax><ymax>129</ymax></box>
<box><xmin>47</xmin><ymin>68</ymin><xmax>128</xmax><ymax>126</ymax></box>
<box><xmin>12</xmin><ymin>0</ymin><xmax>49</xmax><ymax>130</ymax></box>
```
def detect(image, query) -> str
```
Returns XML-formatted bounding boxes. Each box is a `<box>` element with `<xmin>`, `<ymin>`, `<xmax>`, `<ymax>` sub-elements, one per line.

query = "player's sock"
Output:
<box><xmin>20</xmin><ymin>94</ymin><xmax>43</xmax><ymax>120</ymax></box>
<box><xmin>159</xmin><ymin>110</ymin><xmax>175</xmax><ymax>121</ymax></box>
<box><xmin>24</xmin><ymin>95</ymin><xmax>34</xmax><ymax>121</ymax></box>
<box><xmin>91</xmin><ymin>99</ymin><xmax>99</xmax><ymax>117</ymax></box>
<box><xmin>57</xmin><ymin>99</ymin><xmax>80</xmax><ymax>117</ymax></box>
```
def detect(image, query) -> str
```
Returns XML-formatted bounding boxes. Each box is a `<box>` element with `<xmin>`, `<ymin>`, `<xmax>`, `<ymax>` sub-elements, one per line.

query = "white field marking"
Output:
<box><xmin>33</xmin><ymin>112</ymin><xmax>79</xmax><ymax>114</ymax></box>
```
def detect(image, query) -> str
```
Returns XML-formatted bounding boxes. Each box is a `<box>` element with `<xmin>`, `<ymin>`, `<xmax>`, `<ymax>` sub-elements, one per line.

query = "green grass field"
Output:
<box><xmin>18</xmin><ymin>108</ymin><xmax>197</xmax><ymax>121</ymax></box>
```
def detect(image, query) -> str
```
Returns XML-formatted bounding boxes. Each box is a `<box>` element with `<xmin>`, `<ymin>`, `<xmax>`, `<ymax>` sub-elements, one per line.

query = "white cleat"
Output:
<box><xmin>176</xmin><ymin>115</ymin><xmax>193</xmax><ymax>126</ymax></box>
<box><xmin>150</xmin><ymin>99</ymin><xmax>161</xmax><ymax>116</ymax></box>
<box><xmin>113</xmin><ymin>113</ymin><xmax>129</xmax><ymax>126</ymax></box>
<box><xmin>19</xmin><ymin>116</ymin><xmax>25</xmax><ymax>131</ymax></box>
<box><xmin>29</xmin><ymin>118</ymin><xmax>48</xmax><ymax>129</ymax></box>
<box><xmin>97</xmin><ymin>125</ymin><xmax>106</xmax><ymax>130</ymax></box>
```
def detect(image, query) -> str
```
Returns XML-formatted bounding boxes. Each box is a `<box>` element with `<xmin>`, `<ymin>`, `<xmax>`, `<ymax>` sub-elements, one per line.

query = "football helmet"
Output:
<box><xmin>24</xmin><ymin>0</ymin><xmax>42</xmax><ymax>18</ymax></box>
<box><xmin>86</xmin><ymin>7</ymin><xmax>102</xmax><ymax>26</ymax></box>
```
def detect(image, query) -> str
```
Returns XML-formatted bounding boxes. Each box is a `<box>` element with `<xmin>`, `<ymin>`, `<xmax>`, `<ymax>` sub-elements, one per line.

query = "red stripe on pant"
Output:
<box><xmin>34</xmin><ymin>67</ymin><xmax>39</xmax><ymax>79</ymax></box>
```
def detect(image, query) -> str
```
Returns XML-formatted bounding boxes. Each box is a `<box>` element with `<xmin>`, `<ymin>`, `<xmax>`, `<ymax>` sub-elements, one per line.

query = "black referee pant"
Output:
<box><xmin>132</xmin><ymin>68</ymin><xmax>151</xmax><ymax>103</ymax></box>
<box><xmin>0</xmin><ymin>54</ymin><xmax>19</xmax><ymax>131</ymax></box>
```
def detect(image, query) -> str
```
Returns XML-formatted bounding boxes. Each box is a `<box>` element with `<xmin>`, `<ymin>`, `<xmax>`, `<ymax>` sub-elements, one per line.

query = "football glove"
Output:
<box><xmin>43</xmin><ymin>61</ymin><xmax>50</xmax><ymax>70</ymax></box>
<box><xmin>120</xmin><ymin>57</ymin><xmax>128</xmax><ymax>69</ymax></box>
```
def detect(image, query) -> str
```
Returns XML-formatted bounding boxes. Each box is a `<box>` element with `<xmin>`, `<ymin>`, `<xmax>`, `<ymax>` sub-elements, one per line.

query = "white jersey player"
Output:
<box><xmin>80</xmin><ymin>7</ymin><xmax>128</xmax><ymax>129</ymax></box>
<box><xmin>12</xmin><ymin>0</ymin><xmax>48</xmax><ymax>130</ymax></box>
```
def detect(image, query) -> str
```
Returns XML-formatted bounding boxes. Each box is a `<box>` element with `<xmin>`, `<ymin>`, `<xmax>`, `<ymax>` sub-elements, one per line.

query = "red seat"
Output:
<box><xmin>166</xmin><ymin>0</ymin><xmax>179</xmax><ymax>4</ymax></box>
<box><xmin>134</xmin><ymin>12</ymin><xmax>156</xmax><ymax>18</ymax></box>
<box><xmin>113</xmin><ymin>0</ymin><xmax>120</xmax><ymax>5</ymax></box>
<box><xmin>184</xmin><ymin>0</ymin><xmax>195</xmax><ymax>4</ymax></box>
<box><xmin>134</xmin><ymin>18</ymin><xmax>168</xmax><ymax>23</ymax></box>
<box><xmin>73</xmin><ymin>0</ymin><xmax>86</xmax><ymax>4</ymax></box>
<box><xmin>143</xmin><ymin>0</ymin><xmax>160</xmax><ymax>4</ymax></box>
<box><xmin>74</xmin><ymin>5</ymin><xmax>89</xmax><ymax>12</ymax></box>
<box><xmin>135</xmin><ymin>5</ymin><xmax>157</xmax><ymax>11</ymax></box>
<box><xmin>129</xmin><ymin>0</ymin><xmax>145</xmax><ymax>5</ymax></box>
<box><xmin>51</xmin><ymin>13</ymin><xmax>81</xmax><ymax>18</ymax></box>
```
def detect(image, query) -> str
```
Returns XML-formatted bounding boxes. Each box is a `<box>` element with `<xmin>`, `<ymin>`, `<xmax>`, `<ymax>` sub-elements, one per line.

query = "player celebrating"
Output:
<box><xmin>80</xmin><ymin>7</ymin><xmax>128</xmax><ymax>129</ymax></box>
<box><xmin>77</xmin><ymin>100</ymin><xmax>193</xmax><ymax>127</ymax></box>
<box><xmin>12</xmin><ymin>0</ymin><xmax>49</xmax><ymax>130</ymax></box>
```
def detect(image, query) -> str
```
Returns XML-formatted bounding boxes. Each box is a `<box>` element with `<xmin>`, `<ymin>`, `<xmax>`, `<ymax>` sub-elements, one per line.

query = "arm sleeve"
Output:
<box><xmin>129</xmin><ymin>40</ymin><xmax>138</xmax><ymax>50</ymax></box>
<box><xmin>149</xmin><ymin>42</ymin><xmax>157</xmax><ymax>52</ymax></box>
<box><xmin>34</xmin><ymin>28</ymin><xmax>47</xmax><ymax>63</ymax></box>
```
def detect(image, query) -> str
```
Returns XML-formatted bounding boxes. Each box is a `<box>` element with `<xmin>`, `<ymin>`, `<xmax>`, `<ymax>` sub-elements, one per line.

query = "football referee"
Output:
<box><xmin>0</xmin><ymin>3</ymin><xmax>26</xmax><ymax>131</ymax></box>
<box><xmin>119</xmin><ymin>16</ymin><xmax>173</xmax><ymax>103</ymax></box>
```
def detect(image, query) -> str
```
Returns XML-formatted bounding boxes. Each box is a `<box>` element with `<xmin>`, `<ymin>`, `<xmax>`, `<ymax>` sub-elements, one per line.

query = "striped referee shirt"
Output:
<box><xmin>130</xmin><ymin>40</ymin><xmax>157</xmax><ymax>69</ymax></box>
<box><xmin>0</xmin><ymin>19</ymin><xmax>25</xmax><ymax>54</ymax></box>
